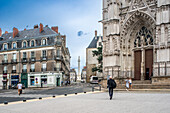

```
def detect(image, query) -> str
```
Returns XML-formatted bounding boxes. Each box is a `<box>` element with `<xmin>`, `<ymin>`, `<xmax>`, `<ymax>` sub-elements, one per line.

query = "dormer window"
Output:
<box><xmin>42</xmin><ymin>39</ymin><xmax>46</xmax><ymax>45</ymax></box>
<box><xmin>12</xmin><ymin>42</ymin><xmax>17</xmax><ymax>49</ymax></box>
<box><xmin>23</xmin><ymin>41</ymin><xmax>27</xmax><ymax>48</ymax></box>
<box><xmin>42</xmin><ymin>38</ymin><xmax>47</xmax><ymax>45</ymax></box>
<box><xmin>3</xmin><ymin>43</ymin><xmax>7</xmax><ymax>50</ymax></box>
<box><xmin>31</xmin><ymin>40</ymin><xmax>35</xmax><ymax>47</ymax></box>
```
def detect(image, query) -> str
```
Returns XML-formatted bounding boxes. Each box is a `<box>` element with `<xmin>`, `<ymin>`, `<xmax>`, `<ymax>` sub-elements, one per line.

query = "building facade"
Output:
<box><xmin>70</xmin><ymin>68</ymin><xmax>77</xmax><ymax>83</ymax></box>
<box><xmin>86</xmin><ymin>31</ymin><xmax>103</xmax><ymax>83</ymax></box>
<box><xmin>0</xmin><ymin>23</ymin><xmax>70</xmax><ymax>89</ymax></box>
<box><xmin>101</xmin><ymin>0</ymin><xmax>170</xmax><ymax>84</ymax></box>
<box><xmin>81</xmin><ymin>66</ymin><xmax>87</xmax><ymax>83</ymax></box>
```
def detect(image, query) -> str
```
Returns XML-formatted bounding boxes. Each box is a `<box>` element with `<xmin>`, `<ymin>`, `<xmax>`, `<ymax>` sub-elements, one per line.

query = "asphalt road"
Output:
<box><xmin>0</xmin><ymin>84</ymin><xmax>98</xmax><ymax>104</ymax></box>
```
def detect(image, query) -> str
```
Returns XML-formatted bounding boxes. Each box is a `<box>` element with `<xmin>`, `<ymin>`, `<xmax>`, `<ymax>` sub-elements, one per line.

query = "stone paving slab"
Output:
<box><xmin>0</xmin><ymin>91</ymin><xmax>170</xmax><ymax>113</ymax></box>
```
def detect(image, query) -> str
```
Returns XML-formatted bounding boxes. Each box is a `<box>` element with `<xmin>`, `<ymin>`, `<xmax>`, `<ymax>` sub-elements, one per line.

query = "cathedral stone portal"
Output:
<box><xmin>101</xmin><ymin>0</ymin><xmax>170</xmax><ymax>85</ymax></box>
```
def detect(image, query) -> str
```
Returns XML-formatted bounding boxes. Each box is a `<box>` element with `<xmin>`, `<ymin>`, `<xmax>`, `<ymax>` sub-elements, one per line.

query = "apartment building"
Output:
<box><xmin>70</xmin><ymin>69</ymin><xmax>77</xmax><ymax>83</ymax></box>
<box><xmin>86</xmin><ymin>30</ymin><xmax>103</xmax><ymax>83</ymax></box>
<box><xmin>0</xmin><ymin>23</ymin><xmax>70</xmax><ymax>89</ymax></box>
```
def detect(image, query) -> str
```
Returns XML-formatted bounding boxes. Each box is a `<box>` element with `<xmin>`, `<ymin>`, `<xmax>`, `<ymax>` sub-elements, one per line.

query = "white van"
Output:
<box><xmin>90</xmin><ymin>76</ymin><xmax>98</xmax><ymax>84</ymax></box>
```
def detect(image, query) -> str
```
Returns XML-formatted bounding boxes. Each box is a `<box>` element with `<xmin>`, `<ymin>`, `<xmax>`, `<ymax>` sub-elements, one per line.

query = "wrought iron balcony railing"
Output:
<box><xmin>11</xmin><ymin>70</ymin><xmax>16</xmax><ymax>73</ymax></box>
<box><xmin>21</xmin><ymin>58</ymin><xmax>28</xmax><ymax>63</ymax></box>
<box><xmin>41</xmin><ymin>56</ymin><xmax>47</xmax><ymax>61</ymax></box>
<box><xmin>22</xmin><ymin>69</ymin><xmax>27</xmax><ymax>73</ymax></box>
<box><xmin>11</xmin><ymin>59</ymin><xmax>17</xmax><ymax>64</ymax></box>
<box><xmin>41</xmin><ymin>68</ymin><xmax>47</xmax><ymax>72</ymax></box>
<box><xmin>2</xmin><ymin>60</ymin><xmax>8</xmax><ymax>64</ymax></box>
<box><xmin>29</xmin><ymin>57</ymin><xmax>36</xmax><ymax>62</ymax></box>
<box><xmin>30</xmin><ymin>69</ymin><xmax>35</xmax><ymax>72</ymax></box>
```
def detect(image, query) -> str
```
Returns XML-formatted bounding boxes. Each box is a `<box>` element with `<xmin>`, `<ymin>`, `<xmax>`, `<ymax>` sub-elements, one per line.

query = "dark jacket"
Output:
<box><xmin>107</xmin><ymin>79</ymin><xmax>116</xmax><ymax>88</ymax></box>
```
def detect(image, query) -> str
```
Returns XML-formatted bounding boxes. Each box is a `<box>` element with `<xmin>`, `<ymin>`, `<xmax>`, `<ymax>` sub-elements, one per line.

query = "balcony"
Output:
<box><xmin>11</xmin><ymin>70</ymin><xmax>16</xmax><ymax>73</ymax></box>
<box><xmin>29</xmin><ymin>57</ymin><xmax>36</xmax><ymax>62</ymax></box>
<box><xmin>3</xmin><ymin>70</ymin><xmax>8</xmax><ymax>74</ymax></box>
<box><xmin>30</xmin><ymin>69</ymin><xmax>35</xmax><ymax>72</ymax></box>
<box><xmin>22</xmin><ymin>69</ymin><xmax>27</xmax><ymax>73</ymax></box>
<box><xmin>21</xmin><ymin>58</ymin><xmax>28</xmax><ymax>63</ymax></box>
<box><xmin>2</xmin><ymin>60</ymin><xmax>8</xmax><ymax>65</ymax></box>
<box><xmin>55</xmin><ymin>55</ymin><xmax>63</xmax><ymax>61</ymax></box>
<box><xmin>41</xmin><ymin>56</ymin><xmax>47</xmax><ymax>61</ymax></box>
<box><xmin>11</xmin><ymin>59</ymin><xmax>17</xmax><ymax>64</ymax></box>
<box><xmin>41</xmin><ymin>68</ymin><xmax>47</xmax><ymax>72</ymax></box>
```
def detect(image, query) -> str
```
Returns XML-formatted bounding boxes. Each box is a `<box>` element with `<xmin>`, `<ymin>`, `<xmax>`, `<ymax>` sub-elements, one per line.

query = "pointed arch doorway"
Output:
<box><xmin>134</xmin><ymin>26</ymin><xmax>153</xmax><ymax>80</ymax></box>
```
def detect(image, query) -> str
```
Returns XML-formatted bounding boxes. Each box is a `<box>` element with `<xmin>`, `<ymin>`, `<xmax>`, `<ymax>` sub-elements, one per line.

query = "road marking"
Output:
<box><xmin>0</xmin><ymin>91</ymin><xmax>104</xmax><ymax>106</ymax></box>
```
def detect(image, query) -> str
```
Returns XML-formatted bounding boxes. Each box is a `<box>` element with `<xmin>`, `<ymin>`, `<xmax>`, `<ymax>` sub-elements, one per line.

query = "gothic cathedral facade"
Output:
<box><xmin>101</xmin><ymin>0</ymin><xmax>170</xmax><ymax>84</ymax></box>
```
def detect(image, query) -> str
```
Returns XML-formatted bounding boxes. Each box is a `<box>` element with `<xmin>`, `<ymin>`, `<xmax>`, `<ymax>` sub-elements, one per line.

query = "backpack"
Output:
<box><xmin>112</xmin><ymin>80</ymin><xmax>117</xmax><ymax>89</ymax></box>
<box><xmin>108</xmin><ymin>79</ymin><xmax>117</xmax><ymax>89</ymax></box>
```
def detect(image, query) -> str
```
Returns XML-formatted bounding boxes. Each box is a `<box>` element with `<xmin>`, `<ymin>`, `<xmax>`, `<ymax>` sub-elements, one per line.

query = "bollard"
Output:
<box><xmin>53</xmin><ymin>95</ymin><xmax>55</xmax><ymax>98</ymax></box>
<box><xmin>92</xmin><ymin>86</ymin><xmax>94</xmax><ymax>92</ymax></box>
<box><xmin>4</xmin><ymin>101</ymin><xmax>8</xmax><ymax>105</ymax></box>
<box><xmin>23</xmin><ymin>99</ymin><xmax>26</xmax><ymax>102</ymax></box>
<box><xmin>39</xmin><ymin>97</ymin><xmax>42</xmax><ymax>100</ymax></box>
<box><xmin>99</xmin><ymin>85</ymin><xmax>101</xmax><ymax>91</ymax></box>
<box><xmin>75</xmin><ymin>93</ymin><xmax>77</xmax><ymax>95</ymax></box>
<box><xmin>64</xmin><ymin>94</ymin><xmax>67</xmax><ymax>96</ymax></box>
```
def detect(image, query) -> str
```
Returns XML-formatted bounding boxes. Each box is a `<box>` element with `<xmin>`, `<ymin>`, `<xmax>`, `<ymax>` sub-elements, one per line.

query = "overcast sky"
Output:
<box><xmin>0</xmin><ymin>0</ymin><xmax>102</xmax><ymax>73</ymax></box>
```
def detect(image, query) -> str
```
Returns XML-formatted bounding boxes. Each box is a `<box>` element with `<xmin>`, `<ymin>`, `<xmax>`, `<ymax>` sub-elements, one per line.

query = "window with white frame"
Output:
<box><xmin>23</xmin><ymin>41</ymin><xmax>27</xmax><ymax>48</ymax></box>
<box><xmin>42</xmin><ymin>63</ymin><xmax>46</xmax><ymax>69</ymax></box>
<box><xmin>31</xmin><ymin>51</ymin><xmax>35</xmax><ymax>58</ymax></box>
<box><xmin>23</xmin><ymin>52</ymin><xmax>27</xmax><ymax>58</ymax></box>
<box><xmin>23</xmin><ymin>64</ymin><xmax>27</xmax><ymax>69</ymax></box>
<box><xmin>13</xmin><ymin>43</ymin><xmax>16</xmax><ymax>49</ymax></box>
<box><xmin>4</xmin><ymin>66</ymin><xmax>7</xmax><ymax>71</ymax></box>
<box><xmin>31</xmin><ymin>40</ymin><xmax>35</xmax><ymax>47</ymax></box>
<box><xmin>42</xmin><ymin>39</ymin><xmax>46</xmax><ymax>45</ymax></box>
<box><xmin>13</xmin><ymin>65</ymin><xmax>16</xmax><ymax>70</ymax></box>
<box><xmin>31</xmin><ymin>64</ymin><xmax>35</xmax><ymax>69</ymax></box>
<box><xmin>42</xmin><ymin>50</ymin><xmax>46</xmax><ymax>57</ymax></box>
<box><xmin>4</xmin><ymin>43</ymin><xmax>7</xmax><ymax>50</ymax></box>
<box><xmin>57</xmin><ymin>49</ymin><xmax>60</xmax><ymax>56</ymax></box>
<box><xmin>4</xmin><ymin>54</ymin><xmax>7</xmax><ymax>60</ymax></box>
<box><xmin>13</xmin><ymin>53</ymin><xmax>16</xmax><ymax>59</ymax></box>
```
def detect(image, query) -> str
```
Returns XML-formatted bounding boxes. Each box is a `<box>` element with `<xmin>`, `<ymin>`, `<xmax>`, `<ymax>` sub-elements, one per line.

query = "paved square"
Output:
<box><xmin>0</xmin><ymin>91</ymin><xmax>170</xmax><ymax>113</ymax></box>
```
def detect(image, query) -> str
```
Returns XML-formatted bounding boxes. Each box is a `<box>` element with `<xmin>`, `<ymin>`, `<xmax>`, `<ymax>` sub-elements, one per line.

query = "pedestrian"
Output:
<box><xmin>107</xmin><ymin>76</ymin><xmax>116</xmax><ymax>100</ymax></box>
<box><xmin>125</xmin><ymin>77</ymin><xmax>129</xmax><ymax>91</ymax></box>
<box><xmin>129</xmin><ymin>77</ymin><xmax>132</xmax><ymax>89</ymax></box>
<box><xmin>17</xmin><ymin>82</ymin><xmax>22</xmax><ymax>96</ymax></box>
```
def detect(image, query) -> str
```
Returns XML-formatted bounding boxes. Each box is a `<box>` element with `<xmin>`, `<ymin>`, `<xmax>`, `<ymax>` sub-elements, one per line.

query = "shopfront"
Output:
<box><xmin>11</xmin><ymin>75</ymin><xmax>19</xmax><ymax>87</ymax></box>
<box><xmin>21</xmin><ymin>73</ymin><xmax>28</xmax><ymax>88</ymax></box>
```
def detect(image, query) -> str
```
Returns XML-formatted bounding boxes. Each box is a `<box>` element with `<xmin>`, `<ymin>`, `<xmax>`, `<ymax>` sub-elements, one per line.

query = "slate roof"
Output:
<box><xmin>0</xmin><ymin>27</ymin><xmax>57</xmax><ymax>42</ymax></box>
<box><xmin>87</xmin><ymin>36</ymin><xmax>103</xmax><ymax>48</ymax></box>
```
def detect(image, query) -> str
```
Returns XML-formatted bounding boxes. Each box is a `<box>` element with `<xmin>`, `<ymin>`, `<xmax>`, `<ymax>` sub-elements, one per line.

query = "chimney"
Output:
<box><xmin>24</xmin><ymin>28</ymin><xmax>26</xmax><ymax>31</ymax></box>
<box><xmin>95</xmin><ymin>30</ymin><xmax>97</xmax><ymax>39</ymax></box>
<box><xmin>5</xmin><ymin>31</ymin><xmax>8</xmax><ymax>34</ymax></box>
<box><xmin>13</xmin><ymin>27</ymin><xmax>19</xmax><ymax>38</ymax></box>
<box><xmin>51</xmin><ymin>26</ymin><xmax>58</xmax><ymax>33</ymax></box>
<box><xmin>39</xmin><ymin>23</ymin><xmax>43</xmax><ymax>33</ymax></box>
<box><xmin>34</xmin><ymin>24</ymin><xmax>38</xmax><ymax>29</ymax></box>
<box><xmin>0</xmin><ymin>28</ymin><xmax>2</xmax><ymax>37</ymax></box>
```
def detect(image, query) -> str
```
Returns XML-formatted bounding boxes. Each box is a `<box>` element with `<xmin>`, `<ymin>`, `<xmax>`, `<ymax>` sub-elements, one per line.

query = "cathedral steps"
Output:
<box><xmin>117</xmin><ymin>84</ymin><xmax>170</xmax><ymax>89</ymax></box>
<box><xmin>117</xmin><ymin>80</ymin><xmax>170</xmax><ymax>89</ymax></box>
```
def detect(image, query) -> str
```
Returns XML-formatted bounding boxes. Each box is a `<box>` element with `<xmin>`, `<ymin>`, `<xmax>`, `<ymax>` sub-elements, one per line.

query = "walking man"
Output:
<box><xmin>107</xmin><ymin>76</ymin><xmax>116</xmax><ymax>100</ymax></box>
<box><xmin>17</xmin><ymin>82</ymin><xmax>22</xmax><ymax>96</ymax></box>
